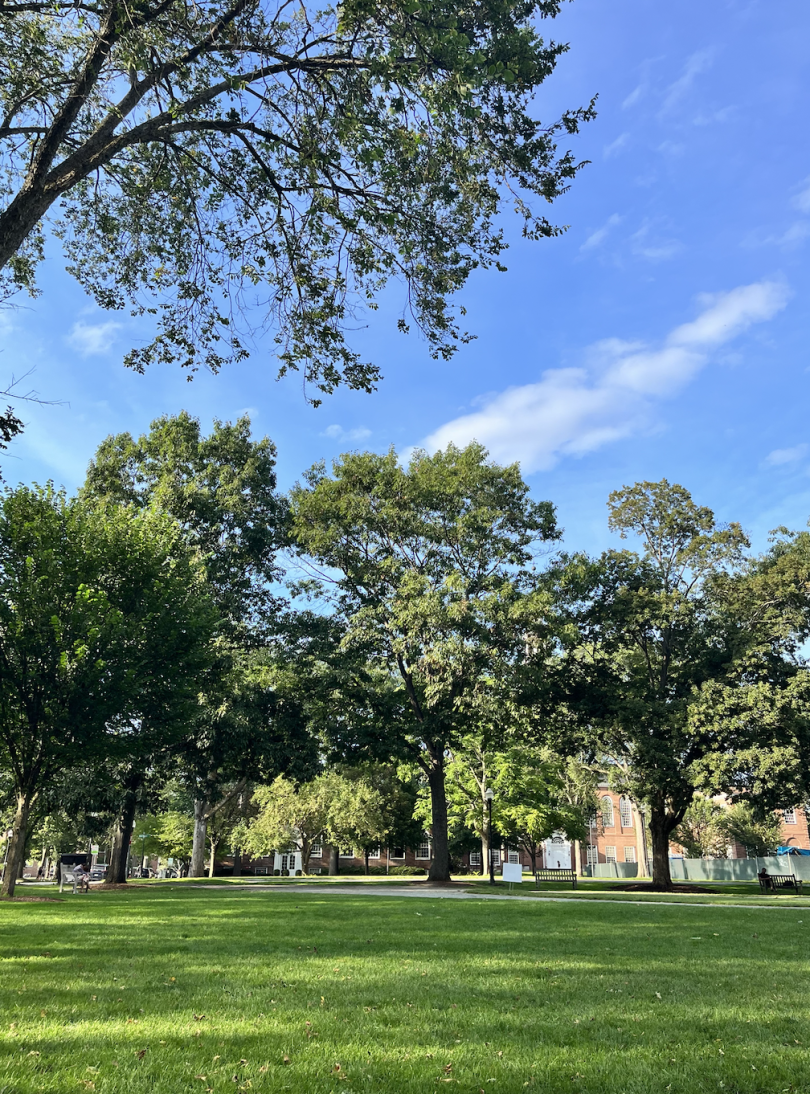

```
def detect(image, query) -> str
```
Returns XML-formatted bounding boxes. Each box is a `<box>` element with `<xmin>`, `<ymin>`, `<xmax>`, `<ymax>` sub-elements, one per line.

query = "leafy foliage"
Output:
<box><xmin>0</xmin><ymin>0</ymin><xmax>594</xmax><ymax>394</ymax></box>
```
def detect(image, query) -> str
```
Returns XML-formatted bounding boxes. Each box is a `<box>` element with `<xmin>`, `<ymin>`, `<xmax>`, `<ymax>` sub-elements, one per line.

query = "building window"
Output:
<box><xmin>605</xmin><ymin>846</ymin><xmax>617</xmax><ymax>864</ymax></box>
<box><xmin>469</xmin><ymin>851</ymin><xmax>481</xmax><ymax>866</ymax></box>
<box><xmin>619</xmin><ymin>797</ymin><xmax>633</xmax><ymax>828</ymax></box>
<box><xmin>784</xmin><ymin>809</ymin><xmax>797</xmax><ymax>825</ymax></box>
<box><xmin>586</xmin><ymin>845</ymin><xmax>599</xmax><ymax>866</ymax></box>
<box><xmin>310</xmin><ymin>841</ymin><xmax>322</xmax><ymax>857</ymax></box>
<box><xmin>589</xmin><ymin>812</ymin><xmax>598</xmax><ymax>829</ymax></box>
<box><xmin>368</xmin><ymin>846</ymin><xmax>381</xmax><ymax>859</ymax></box>
<box><xmin>601</xmin><ymin>796</ymin><xmax>615</xmax><ymax>828</ymax></box>
<box><xmin>624</xmin><ymin>846</ymin><xmax>636</xmax><ymax>863</ymax></box>
<box><xmin>340</xmin><ymin>848</ymin><xmax>354</xmax><ymax>858</ymax></box>
<box><xmin>416</xmin><ymin>840</ymin><xmax>431</xmax><ymax>860</ymax></box>
<box><xmin>507</xmin><ymin>850</ymin><xmax>520</xmax><ymax>864</ymax></box>
<box><xmin>391</xmin><ymin>846</ymin><xmax>405</xmax><ymax>859</ymax></box>
<box><xmin>491</xmin><ymin>850</ymin><xmax>502</xmax><ymax>868</ymax></box>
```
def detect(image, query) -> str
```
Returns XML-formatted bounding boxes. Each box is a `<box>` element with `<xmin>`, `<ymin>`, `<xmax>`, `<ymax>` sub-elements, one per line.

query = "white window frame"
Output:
<box><xmin>391</xmin><ymin>846</ymin><xmax>405</xmax><ymax>859</ymax></box>
<box><xmin>368</xmin><ymin>846</ymin><xmax>381</xmax><ymax>859</ymax></box>
<box><xmin>619</xmin><ymin>797</ymin><xmax>633</xmax><ymax>828</ymax></box>
<box><xmin>310</xmin><ymin>840</ymin><xmax>322</xmax><ymax>857</ymax></box>
<box><xmin>605</xmin><ymin>846</ymin><xmax>617</xmax><ymax>864</ymax></box>
<box><xmin>415</xmin><ymin>840</ymin><xmax>432</xmax><ymax>860</ymax></box>
<box><xmin>586</xmin><ymin>845</ymin><xmax>599</xmax><ymax>866</ymax></box>
<box><xmin>491</xmin><ymin>849</ymin><xmax>501</xmax><ymax>867</ymax></box>
<box><xmin>601</xmin><ymin>796</ymin><xmax>615</xmax><ymax>828</ymax></box>
<box><xmin>339</xmin><ymin>848</ymin><xmax>355</xmax><ymax>858</ymax></box>
<box><xmin>507</xmin><ymin>850</ymin><xmax>520</xmax><ymax>864</ymax></box>
<box><xmin>624</xmin><ymin>846</ymin><xmax>636</xmax><ymax>863</ymax></box>
<box><xmin>784</xmin><ymin>809</ymin><xmax>797</xmax><ymax>825</ymax></box>
<box><xmin>589</xmin><ymin>812</ymin><xmax>598</xmax><ymax>829</ymax></box>
<box><xmin>469</xmin><ymin>851</ymin><xmax>482</xmax><ymax>866</ymax></box>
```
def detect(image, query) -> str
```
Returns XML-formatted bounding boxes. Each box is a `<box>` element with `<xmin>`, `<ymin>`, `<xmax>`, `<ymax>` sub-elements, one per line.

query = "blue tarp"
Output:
<box><xmin>777</xmin><ymin>846</ymin><xmax>810</xmax><ymax>855</ymax></box>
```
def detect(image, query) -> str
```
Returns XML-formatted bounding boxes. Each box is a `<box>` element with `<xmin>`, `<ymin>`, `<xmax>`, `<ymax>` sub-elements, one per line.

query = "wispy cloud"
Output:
<box><xmin>765</xmin><ymin>444</ymin><xmax>808</xmax><ymax>467</ymax></box>
<box><xmin>604</xmin><ymin>133</ymin><xmax>630</xmax><ymax>159</ymax></box>
<box><xmin>67</xmin><ymin>320</ymin><xmax>122</xmax><ymax>357</ymax></box>
<box><xmin>321</xmin><ymin>424</ymin><xmax>372</xmax><ymax>443</ymax></box>
<box><xmin>659</xmin><ymin>49</ymin><xmax>713</xmax><ymax>115</ymax></box>
<box><xmin>419</xmin><ymin>281</ymin><xmax>790</xmax><ymax>474</ymax></box>
<box><xmin>622</xmin><ymin>84</ymin><xmax>645</xmax><ymax>110</ymax></box>
<box><xmin>581</xmin><ymin>214</ymin><xmax>622</xmax><ymax>252</ymax></box>
<box><xmin>630</xmin><ymin>221</ymin><xmax>682</xmax><ymax>262</ymax></box>
<box><xmin>792</xmin><ymin>178</ymin><xmax>810</xmax><ymax>214</ymax></box>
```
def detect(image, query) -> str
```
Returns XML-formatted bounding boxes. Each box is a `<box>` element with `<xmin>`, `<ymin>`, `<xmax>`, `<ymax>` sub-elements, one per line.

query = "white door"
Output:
<box><xmin>544</xmin><ymin>835</ymin><xmax>571</xmax><ymax>869</ymax></box>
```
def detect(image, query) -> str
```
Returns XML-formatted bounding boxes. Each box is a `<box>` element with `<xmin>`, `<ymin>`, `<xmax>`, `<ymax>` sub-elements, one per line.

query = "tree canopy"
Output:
<box><xmin>0</xmin><ymin>0</ymin><xmax>594</xmax><ymax>398</ymax></box>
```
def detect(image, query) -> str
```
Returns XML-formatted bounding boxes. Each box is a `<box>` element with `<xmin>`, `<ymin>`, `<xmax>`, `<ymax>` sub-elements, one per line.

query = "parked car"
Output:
<box><xmin>90</xmin><ymin>865</ymin><xmax>107</xmax><ymax>881</ymax></box>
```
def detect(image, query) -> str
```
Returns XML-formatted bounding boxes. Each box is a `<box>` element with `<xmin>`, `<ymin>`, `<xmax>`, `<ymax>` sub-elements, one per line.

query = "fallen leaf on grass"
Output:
<box><xmin>283</xmin><ymin>1055</ymin><xmax>291</xmax><ymax>1065</ymax></box>
<box><xmin>194</xmin><ymin>1075</ymin><xmax>207</xmax><ymax>1081</ymax></box>
<box><xmin>194</xmin><ymin>1014</ymin><xmax>207</xmax><ymax>1021</ymax></box>
<box><xmin>136</xmin><ymin>1049</ymin><xmax>147</xmax><ymax>1060</ymax></box>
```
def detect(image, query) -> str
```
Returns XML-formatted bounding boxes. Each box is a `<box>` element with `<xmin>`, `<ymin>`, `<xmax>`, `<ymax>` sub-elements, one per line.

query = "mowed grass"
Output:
<box><xmin>1</xmin><ymin>887</ymin><xmax>809</xmax><ymax>1094</ymax></box>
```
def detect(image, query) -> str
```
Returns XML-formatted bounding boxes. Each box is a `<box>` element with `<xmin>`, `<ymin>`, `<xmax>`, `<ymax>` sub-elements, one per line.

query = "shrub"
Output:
<box><xmin>388</xmin><ymin>865</ymin><xmax>426</xmax><ymax>876</ymax></box>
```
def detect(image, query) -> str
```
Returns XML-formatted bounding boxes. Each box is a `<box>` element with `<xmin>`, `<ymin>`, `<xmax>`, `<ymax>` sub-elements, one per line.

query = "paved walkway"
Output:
<box><xmin>197</xmin><ymin>883</ymin><xmax>807</xmax><ymax>910</ymax></box>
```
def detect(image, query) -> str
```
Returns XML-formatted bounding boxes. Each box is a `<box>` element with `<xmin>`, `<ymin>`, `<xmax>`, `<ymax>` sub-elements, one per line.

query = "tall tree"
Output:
<box><xmin>84</xmin><ymin>411</ymin><xmax>284</xmax><ymax>633</ymax></box>
<box><xmin>0</xmin><ymin>487</ymin><xmax>217</xmax><ymax>896</ymax></box>
<box><xmin>290</xmin><ymin>443</ymin><xmax>558</xmax><ymax>881</ymax></box>
<box><xmin>0</xmin><ymin>0</ymin><xmax>594</xmax><ymax>401</ymax></box>
<box><xmin>548</xmin><ymin>480</ymin><xmax>810</xmax><ymax>889</ymax></box>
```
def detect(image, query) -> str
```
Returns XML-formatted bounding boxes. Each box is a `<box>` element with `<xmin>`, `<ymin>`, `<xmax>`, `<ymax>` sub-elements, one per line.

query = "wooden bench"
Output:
<box><xmin>534</xmin><ymin>867</ymin><xmax>577</xmax><ymax>890</ymax></box>
<box><xmin>758</xmin><ymin>873</ymin><xmax>803</xmax><ymax>895</ymax></box>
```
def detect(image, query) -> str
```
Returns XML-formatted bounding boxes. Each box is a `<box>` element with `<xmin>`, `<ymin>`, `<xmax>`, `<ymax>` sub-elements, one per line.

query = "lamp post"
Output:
<box><xmin>485</xmin><ymin>788</ymin><xmax>494</xmax><ymax>885</ymax></box>
<box><xmin>138</xmin><ymin>833</ymin><xmax>151</xmax><ymax>876</ymax></box>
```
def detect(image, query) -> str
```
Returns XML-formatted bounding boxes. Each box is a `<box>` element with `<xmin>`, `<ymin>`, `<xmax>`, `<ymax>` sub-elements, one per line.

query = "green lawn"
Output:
<box><xmin>1</xmin><ymin>886</ymin><xmax>808</xmax><ymax>1094</ymax></box>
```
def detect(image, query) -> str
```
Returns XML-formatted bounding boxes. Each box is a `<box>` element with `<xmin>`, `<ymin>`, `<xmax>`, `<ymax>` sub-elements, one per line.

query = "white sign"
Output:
<box><xmin>91</xmin><ymin>845</ymin><xmax>99</xmax><ymax>854</ymax></box>
<box><xmin>501</xmin><ymin>862</ymin><xmax>524</xmax><ymax>883</ymax></box>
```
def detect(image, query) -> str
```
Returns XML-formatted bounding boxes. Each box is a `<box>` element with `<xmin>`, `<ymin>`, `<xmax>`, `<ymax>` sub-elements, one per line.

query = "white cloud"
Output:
<box><xmin>659</xmin><ymin>49</ymin><xmax>713</xmax><ymax>115</ymax></box>
<box><xmin>630</xmin><ymin>221</ymin><xmax>682</xmax><ymax>262</ymax></box>
<box><xmin>321</xmin><ymin>424</ymin><xmax>372</xmax><ymax>442</ymax></box>
<box><xmin>604</xmin><ymin>133</ymin><xmax>630</xmax><ymax>159</ymax></box>
<box><xmin>792</xmin><ymin>179</ymin><xmax>810</xmax><ymax>214</ymax></box>
<box><xmin>622</xmin><ymin>84</ymin><xmax>645</xmax><ymax>110</ymax></box>
<box><xmin>765</xmin><ymin>444</ymin><xmax>808</xmax><ymax>467</ymax></box>
<box><xmin>419</xmin><ymin>281</ymin><xmax>790</xmax><ymax>474</ymax></box>
<box><xmin>581</xmin><ymin>214</ymin><xmax>622</xmax><ymax>252</ymax></box>
<box><xmin>66</xmin><ymin>320</ymin><xmax>122</xmax><ymax>357</ymax></box>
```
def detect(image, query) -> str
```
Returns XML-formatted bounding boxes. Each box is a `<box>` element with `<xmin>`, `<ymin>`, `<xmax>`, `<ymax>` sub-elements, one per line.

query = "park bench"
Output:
<box><xmin>758</xmin><ymin>872</ymin><xmax>803</xmax><ymax>895</ymax></box>
<box><xmin>534</xmin><ymin>867</ymin><xmax>577</xmax><ymax>890</ymax></box>
<box><xmin>59</xmin><ymin>866</ymin><xmax>90</xmax><ymax>894</ymax></box>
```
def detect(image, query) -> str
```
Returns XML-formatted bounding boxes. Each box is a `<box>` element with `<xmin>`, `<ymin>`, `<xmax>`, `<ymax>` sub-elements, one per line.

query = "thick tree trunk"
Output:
<box><xmin>108</xmin><ymin>782</ymin><xmax>139</xmax><ymax>884</ymax></box>
<box><xmin>426</xmin><ymin>758</ymin><xmax>451</xmax><ymax>883</ymax></box>
<box><xmin>649</xmin><ymin>807</ymin><xmax>674</xmax><ymax>889</ymax></box>
<box><xmin>328</xmin><ymin>846</ymin><xmax>339</xmax><ymax>876</ymax></box>
<box><xmin>207</xmin><ymin>840</ymin><xmax>217</xmax><ymax>878</ymax></box>
<box><xmin>1</xmin><ymin>792</ymin><xmax>32</xmax><ymax>897</ymax></box>
<box><xmin>364</xmin><ymin>850</ymin><xmax>370</xmax><ymax>876</ymax></box>
<box><xmin>190</xmin><ymin>799</ymin><xmax>207</xmax><ymax>877</ymax></box>
<box><xmin>572</xmin><ymin>839</ymin><xmax>582</xmax><ymax>877</ymax></box>
<box><xmin>232</xmin><ymin>847</ymin><xmax>242</xmax><ymax>877</ymax></box>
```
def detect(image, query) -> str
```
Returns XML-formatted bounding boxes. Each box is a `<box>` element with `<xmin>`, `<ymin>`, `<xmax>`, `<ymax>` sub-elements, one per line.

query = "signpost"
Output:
<box><xmin>501</xmin><ymin>861</ymin><xmax>523</xmax><ymax>890</ymax></box>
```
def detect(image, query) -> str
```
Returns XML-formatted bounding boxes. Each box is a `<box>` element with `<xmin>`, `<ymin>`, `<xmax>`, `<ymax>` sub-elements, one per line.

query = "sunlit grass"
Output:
<box><xmin>1</xmin><ymin>886</ymin><xmax>808</xmax><ymax>1093</ymax></box>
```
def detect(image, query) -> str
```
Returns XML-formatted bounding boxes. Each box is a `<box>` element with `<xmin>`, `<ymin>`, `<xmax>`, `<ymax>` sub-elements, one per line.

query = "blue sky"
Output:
<box><xmin>3</xmin><ymin>0</ymin><xmax>810</xmax><ymax>555</ymax></box>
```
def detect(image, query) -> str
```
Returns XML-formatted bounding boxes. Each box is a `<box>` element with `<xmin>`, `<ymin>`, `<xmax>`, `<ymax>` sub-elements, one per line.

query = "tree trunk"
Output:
<box><xmin>1</xmin><ymin>792</ymin><xmax>32</xmax><ymax>897</ymax></box>
<box><xmin>190</xmin><ymin>799</ymin><xmax>207</xmax><ymax>877</ymax></box>
<box><xmin>108</xmin><ymin>781</ymin><xmax>139</xmax><ymax>884</ymax></box>
<box><xmin>480</xmin><ymin>802</ymin><xmax>489</xmax><ymax>876</ymax></box>
<box><xmin>364</xmin><ymin>850</ymin><xmax>370</xmax><ymax>876</ymax></box>
<box><xmin>529</xmin><ymin>843</ymin><xmax>538</xmax><ymax>874</ymax></box>
<box><xmin>208</xmin><ymin>840</ymin><xmax>217</xmax><ymax>878</ymax></box>
<box><xmin>572</xmin><ymin>839</ymin><xmax>582</xmax><ymax>877</ymax></box>
<box><xmin>649</xmin><ymin>807</ymin><xmax>674</xmax><ymax>889</ymax></box>
<box><xmin>633</xmin><ymin>799</ymin><xmax>648</xmax><ymax>877</ymax></box>
<box><xmin>232</xmin><ymin>847</ymin><xmax>242</xmax><ymax>877</ymax></box>
<box><xmin>426</xmin><ymin>758</ymin><xmax>451</xmax><ymax>882</ymax></box>
<box><xmin>328</xmin><ymin>846</ymin><xmax>339</xmax><ymax>876</ymax></box>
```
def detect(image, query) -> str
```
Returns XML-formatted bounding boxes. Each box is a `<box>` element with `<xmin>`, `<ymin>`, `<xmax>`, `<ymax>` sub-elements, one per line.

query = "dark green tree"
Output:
<box><xmin>547</xmin><ymin>480</ymin><xmax>810</xmax><ymax>889</ymax></box>
<box><xmin>0</xmin><ymin>486</ymin><xmax>217</xmax><ymax>896</ymax></box>
<box><xmin>290</xmin><ymin>443</ymin><xmax>558</xmax><ymax>881</ymax></box>
<box><xmin>0</xmin><ymin>0</ymin><xmax>594</xmax><ymax>402</ymax></box>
